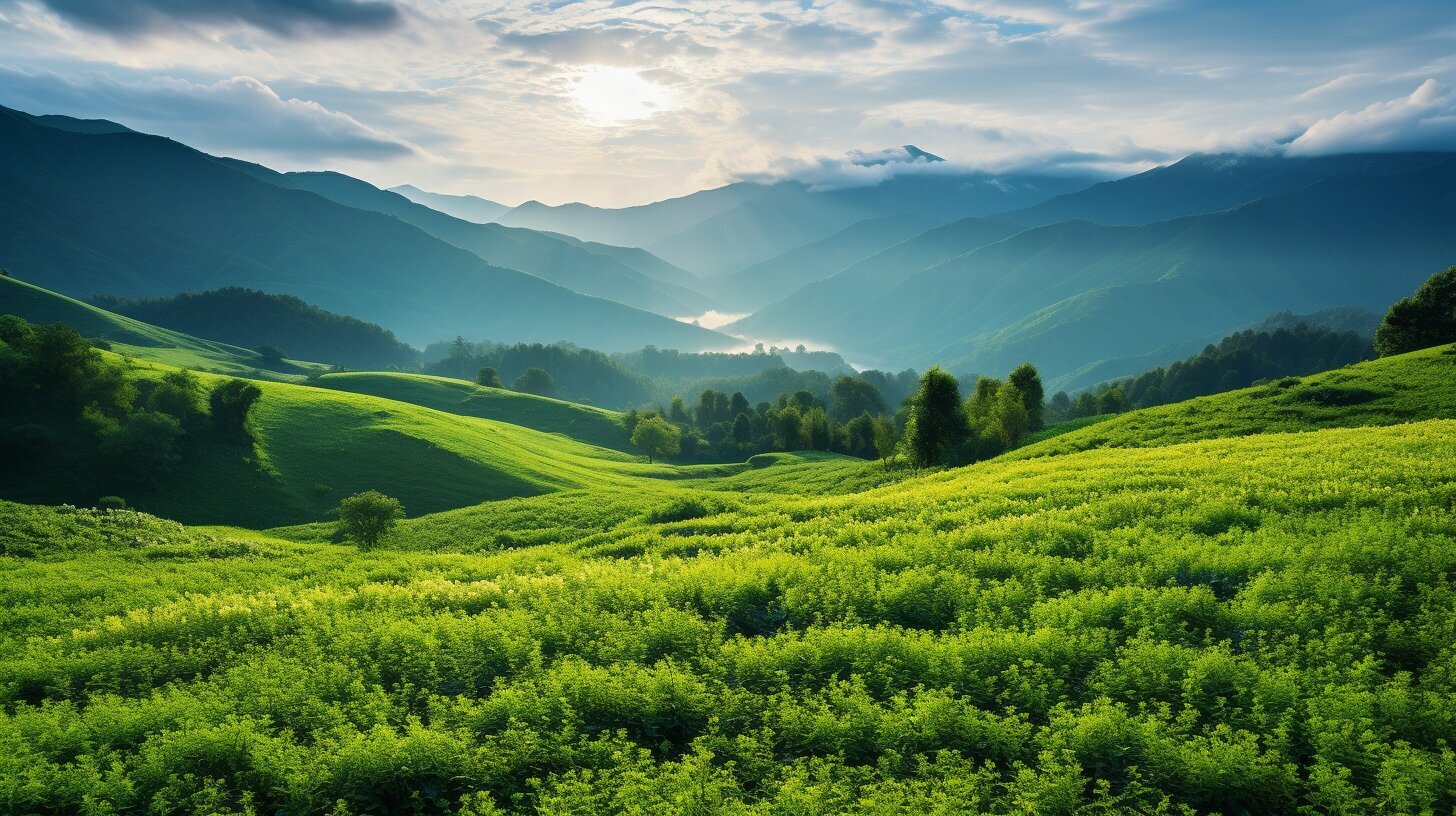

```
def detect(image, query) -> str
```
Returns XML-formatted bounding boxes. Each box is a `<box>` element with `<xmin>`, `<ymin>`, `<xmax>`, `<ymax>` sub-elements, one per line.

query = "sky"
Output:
<box><xmin>0</xmin><ymin>0</ymin><xmax>1453</xmax><ymax>207</ymax></box>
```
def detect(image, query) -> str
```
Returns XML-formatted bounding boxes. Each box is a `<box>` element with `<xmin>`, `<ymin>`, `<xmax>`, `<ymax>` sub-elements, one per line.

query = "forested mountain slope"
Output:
<box><xmin>0</xmin><ymin>105</ymin><xmax>731</xmax><ymax>352</ymax></box>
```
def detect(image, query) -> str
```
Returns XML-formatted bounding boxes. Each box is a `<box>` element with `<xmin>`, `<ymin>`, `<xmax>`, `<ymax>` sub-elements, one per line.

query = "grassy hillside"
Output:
<box><xmin>1010</xmin><ymin>344</ymin><xmax>1456</xmax><ymax>459</ymax></box>
<box><xmin>313</xmin><ymin>371</ymin><xmax>632</xmax><ymax>451</ymax></box>
<box><xmin>0</xmin><ymin>349</ymin><xmax>697</xmax><ymax>528</ymax></box>
<box><xmin>3</xmin><ymin>418</ymin><xmax>1454</xmax><ymax>812</ymax></box>
<box><xmin>0</xmin><ymin>275</ymin><xmax>323</xmax><ymax>380</ymax></box>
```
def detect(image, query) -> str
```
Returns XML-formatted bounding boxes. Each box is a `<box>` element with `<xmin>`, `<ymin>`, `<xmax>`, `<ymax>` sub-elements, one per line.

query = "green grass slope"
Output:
<box><xmin>312</xmin><ymin>371</ymin><xmax>632</xmax><ymax>451</ymax></box>
<box><xmin>5</xmin><ymin>353</ymin><xmax>690</xmax><ymax>528</ymax></box>
<box><xmin>3</xmin><ymin>419</ymin><xmax>1454</xmax><ymax>812</ymax></box>
<box><xmin>1010</xmin><ymin>344</ymin><xmax>1456</xmax><ymax>459</ymax></box>
<box><xmin>0</xmin><ymin>275</ymin><xmax>322</xmax><ymax>380</ymax></box>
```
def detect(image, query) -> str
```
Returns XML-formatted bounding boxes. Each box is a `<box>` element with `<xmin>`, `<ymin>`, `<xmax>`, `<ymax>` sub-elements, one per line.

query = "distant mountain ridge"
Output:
<box><xmin>498</xmin><ymin>170</ymin><xmax>1099</xmax><ymax>275</ymax></box>
<box><xmin>0</xmin><ymin>104</ymin><xmax>733</xmax><ymax>352</ymax></box>
<box><xmin>388</xmin><ymin>184</ymin><xmax>510</xmax><ymax>223</ymax></box>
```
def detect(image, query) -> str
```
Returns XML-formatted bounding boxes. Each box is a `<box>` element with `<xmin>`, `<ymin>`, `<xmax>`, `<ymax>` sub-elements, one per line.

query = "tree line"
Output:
<box><xmin>622</xmin><ymin>363</ymin><xmax>1048</xmax><ymax>468</ymax></box>
<box><xmin>1046</xmin><ymin>322</ymin><xmax>1377</xmax><ymax>422</ymax></box>
<box><xmin>0</xmin><ymin>315</ymin><xmax>262</xmax><ymax>503</ymax></box>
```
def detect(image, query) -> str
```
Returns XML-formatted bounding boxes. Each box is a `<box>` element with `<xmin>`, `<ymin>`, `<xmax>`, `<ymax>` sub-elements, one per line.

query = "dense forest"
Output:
<box><xmin>93</xmin><ymin>288</ymin><xmax>420</xmax><ymax>371</ymax></box>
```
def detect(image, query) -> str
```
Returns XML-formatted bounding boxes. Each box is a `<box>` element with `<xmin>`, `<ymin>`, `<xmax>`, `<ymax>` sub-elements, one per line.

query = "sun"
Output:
<box><xmin>569</xmin><ymin>65</ymin><xmax>676</xmax><ymax>126</ymax></box>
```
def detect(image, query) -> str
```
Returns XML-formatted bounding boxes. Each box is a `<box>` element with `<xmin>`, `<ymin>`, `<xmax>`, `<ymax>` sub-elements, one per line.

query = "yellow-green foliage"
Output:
<box><xmin>314</xmin><ymin>371</ymin><xmax>632</xmax><ymax>451</ymax></box>
<box><xmin>0</xmin><ymin>275</ymin><xmax>327</xmax><ymax>380</ymax></box>
<box><xmin>1012</xmin><ymin>344</ymin><xmax>1456</xmax><ymax>459</ymax></box>
<box><xmin>4</xmin><ymin>421</ymin><xmax>1455</xmax><ymax>813</ymax></box>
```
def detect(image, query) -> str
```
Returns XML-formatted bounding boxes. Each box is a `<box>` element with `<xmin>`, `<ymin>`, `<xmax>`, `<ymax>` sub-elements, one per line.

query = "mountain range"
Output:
<box><xmin>4</xmin><ymin>101</ymin><xmax>1453</xmax><ymax>387</ymax></box>
<box><xmin>0</xmin><ymin>104</ymin><xmax>729</xmax><ymax>351</ymax></box>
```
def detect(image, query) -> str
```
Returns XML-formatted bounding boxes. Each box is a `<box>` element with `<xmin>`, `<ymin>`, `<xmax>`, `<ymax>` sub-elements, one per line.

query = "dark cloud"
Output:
<box><xmin>36</xmin><ymin>0</ymin><xmax>403</xmax><ymax>38</ymax></box>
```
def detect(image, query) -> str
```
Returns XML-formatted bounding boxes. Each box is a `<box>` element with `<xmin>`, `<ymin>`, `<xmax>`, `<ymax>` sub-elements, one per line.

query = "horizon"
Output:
<box><xmin>0</xmin><ymin>0</ymin><xmax>1451</xmax><ymax>208</ymax></box>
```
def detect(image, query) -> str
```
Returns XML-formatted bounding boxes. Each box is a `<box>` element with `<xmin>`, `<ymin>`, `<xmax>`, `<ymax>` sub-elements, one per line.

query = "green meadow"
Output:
<box><xmin>5</xmin><ymin>279</ymin><xmax>1456</xmax><ymax>814</ymax></box>
<box><xmin>3</xmin><ymin>417</ymin><xmax>1455</xmax><ymax>813</ymax></box>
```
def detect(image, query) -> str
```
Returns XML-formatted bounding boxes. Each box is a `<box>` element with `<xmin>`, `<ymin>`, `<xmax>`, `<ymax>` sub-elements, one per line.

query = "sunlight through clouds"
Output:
<box><xmin>569</xmin><ymin>65</ymin><xmax>678</xmax><ymax>126</ymax></box>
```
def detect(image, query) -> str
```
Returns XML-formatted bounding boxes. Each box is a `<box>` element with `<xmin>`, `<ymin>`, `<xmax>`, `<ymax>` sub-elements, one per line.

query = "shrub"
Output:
<box><xmin>336</xmin><ymin>490</ymin><xmax>405</xmax><ymax>549</ymax></box>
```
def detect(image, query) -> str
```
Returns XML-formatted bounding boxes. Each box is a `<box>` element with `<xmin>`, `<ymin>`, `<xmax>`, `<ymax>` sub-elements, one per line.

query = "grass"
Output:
<box><xmin>2</xmin><ymin>419</ymin><xmax>1454</xmax><ymax>812</ymax></box>
<box><xmin>313</xmin><ymin>371</ymin><xmax>632</xmax><ymax>451</ymax></box>
<box><xmin>106</xmin><ymin>359</ymin><xmax>708</xmax><ymax>528</ymax></box>
<box><xmin>0</xmin><ymin>274</ymin><xmax>326</xmax><ymax>380</ymax></box>
<box><xmin>1008</xmin><ymin>344</ymin><xmax>1456</xmax><ymax>459</ymax></box>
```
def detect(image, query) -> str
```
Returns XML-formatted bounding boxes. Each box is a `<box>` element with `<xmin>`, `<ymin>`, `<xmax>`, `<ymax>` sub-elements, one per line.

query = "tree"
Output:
<box><xmin>871</xmin><ymin>416</ymin><xmax>899</xmax><ymax>467</ymax></box>
<box><xmin>513</xmin><ymin>367</ymin><xmax>554</xmax><ymax>396</ymax></box>
<box><xmin>1096</xmin><ymin>385</ymin><xmax>1126</xmax><ymax>415</ymax></box>
<box><xmin>830</xmin><ymin>376</ymin><xmax>887</xmax><ymax>422</ymax></box>
<box><xmin>989</xmin><ymin>383</ymin><xmax>1030</xmax><ymax>448</ymax></box>
<box><xmin>1073</xmin><ymin>392</ymin><xmax>1099</xmax><ymax>418</ymax></box>
<box><xmin>732</xmin><ymin>413</ymin><xmax>753</xmax><ymax>446</ymax></box>
<box><xmin>905</xmin><ymin>366</ymin><xmax>967</xmax><ymax>468</ymax></box>
<box><xmin>1374</xmin><ymin>265</ymin><xmax>1456</xmax><ymax>356</ymax></box>
<box><xmin>967</xmin><ymin>376</ymin><xmax>1002</xmax><ymax>420</ymax></box>
<box><xmin>773</xmin><ymin>406</ymin><xmax>804</xmax><ymax>451</ymax></box>
<box><xmin>1049</xmin><ymin>391</ymin><xmax>1072</xmax><ymax>421</ymax></box>
<box><xmin>668</xmin><ymin>396</ymin><xmax>690</xmax><ymax>425</ymax></box>
<box><xmin>1007</xmin><ymin>363</ymin><xmax>1045</xmax><ymax>431</ymax></box>
<box><xmin>336</xmin><ymin>490</ymin><xmax>404</xmax><ymax>549</ymax></box>
<box><xmin>476</xmin><ymin>367</ymin><xmax>503</xmax><ymax>388</ymax></box>
<box><xmin>631</xmin><ymin>416</ymin><xmax>681</xmax><ymax>463</ymax></box>
<box><xmin>804</xmin><ymin>407</ymin><xmax>831</xmax><ymax>450</ymax></box>
<box><xmin>255</xmin><ymin>345</ymin><xmax>286</xmax><ymax>365</ymax></box>
<box><xmin>210</xmin><ymin>379</ymin><xmax>262</xmax><ymax>439</ymax></box>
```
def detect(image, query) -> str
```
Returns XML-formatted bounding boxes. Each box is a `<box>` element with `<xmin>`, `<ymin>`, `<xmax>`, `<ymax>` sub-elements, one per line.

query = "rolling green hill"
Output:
<box><xmin>312</xmin><ymin>371</ymin><xmax>632</xmax><ymax>451</ymax></box>
<box><xmin>3</xmin><ymin>415</ymin><xmax>1453</xmax><ymax>812</ymax></box>
<box><xmin>5</xmin><ymin>355</ymin><xmax>688</xmax><ymax>528</ymax></box>
<box><xmin>91</xmin><ymin>287</ymin><xmax>420</xmax><ymax>371</ymax></box>
<box><xmin>0</xmin><ymin>275</ymin><xmax>324</xmax><ymax>380</ymax></box>
<box><xmin>1009</xmin><ymin>344</ymin><xmax>1456</xmax><ymax>459</ymax></box>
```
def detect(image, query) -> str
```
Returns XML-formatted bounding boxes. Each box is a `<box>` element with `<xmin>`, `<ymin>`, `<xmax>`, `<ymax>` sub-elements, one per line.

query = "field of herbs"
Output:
<box><xmin>3</xmin><ymin>417</ymin><xmax>1455</xmax><ymax>815</ymax></box>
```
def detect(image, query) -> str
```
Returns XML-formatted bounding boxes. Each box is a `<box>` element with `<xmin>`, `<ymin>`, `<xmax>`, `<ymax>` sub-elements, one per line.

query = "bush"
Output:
<box><xmin>336</xmin><ymin>490</ymin><xmax>405</xmax><ymax>549</ymax></box>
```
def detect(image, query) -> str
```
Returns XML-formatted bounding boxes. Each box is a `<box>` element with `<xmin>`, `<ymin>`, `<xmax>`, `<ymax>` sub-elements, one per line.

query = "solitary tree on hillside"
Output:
<box><xmin>255</xmin><ymin>345</ymin><xmax>286</xmax><ymax>365</ymax></box>
<box><xmin>476</xmin><ymin>366</ymin><xmax>504</xmax><ymax>388</ymax></box>
<box><xmin>513</xmin><ymin>367</ymin><xmax>554</xmax><ymax>396</ymax></box>
<box><xmin>631</xmin><ymin>416</ymin><xmax>681</xmax><ymax>463</ymax></box>
<box><xmin>337</xmin><ymin>490</ymin><xmax>404</xmax><ymax>549</ymax></box>
<box><xmin>1374</xmin><ymin>265</ymin><xmax>1456</xmax><ymax>356</ymax></box>
<box><xmin>905</xmin><ymin>366</ymin><xmax>967</xmax><ymax>469</ymax></box>
<box><xmin>1007</xmin><ymin>363</ymin><xmax>1045</xmax><ymax>431</ymax></box>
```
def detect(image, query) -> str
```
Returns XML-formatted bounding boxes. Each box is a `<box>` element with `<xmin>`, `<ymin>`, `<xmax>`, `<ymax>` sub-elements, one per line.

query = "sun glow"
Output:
<box><xmin>569</xmin><ymin>65</ymin><xmax>676</xmax><ymax>126</ymax></box>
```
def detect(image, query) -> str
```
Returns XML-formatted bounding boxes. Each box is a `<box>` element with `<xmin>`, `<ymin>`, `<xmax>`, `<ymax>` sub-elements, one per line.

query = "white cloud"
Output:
<box><xmin>1287</xmin><ymin>79</ymin><xmax>1456</xmax><ymax>155</ymax></box>
<box><xmin>0</xmin><ymin>68</ymin><xmax>421</xmax><ymax>160</ymax></box>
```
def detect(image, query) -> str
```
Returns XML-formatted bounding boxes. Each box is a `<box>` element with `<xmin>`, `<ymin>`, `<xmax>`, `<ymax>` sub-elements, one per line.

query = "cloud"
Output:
<box><xmin>779</xmin><ymin>22</ymin><xmax>877</xmax><ymax>52</ymax></box>
<box><xmin>0</xmin><ymin>68</ymin><xmax>419</xmax><ymax>160</ymax></box>
<box><xmin>1287</xmin><ymin>79</ymin><xmax>1456</xmax><ymax>155</ymax></box>
<box><xmin>31</xmin><ymin>0</ymin><xmax>403</xmax><ymax>37</ymax></box>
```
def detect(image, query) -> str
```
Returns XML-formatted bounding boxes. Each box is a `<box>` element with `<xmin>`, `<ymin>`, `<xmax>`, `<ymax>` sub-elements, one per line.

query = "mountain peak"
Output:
<box><xmin>849</xmin><ymin>145</ymin><xmax>945</xmax><ymax>167</ymax></box>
